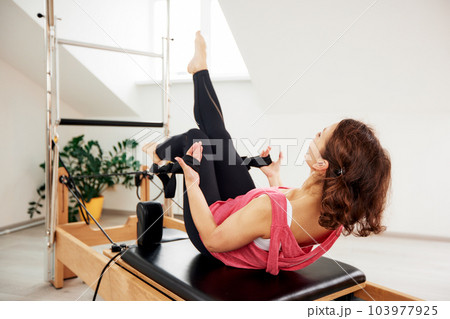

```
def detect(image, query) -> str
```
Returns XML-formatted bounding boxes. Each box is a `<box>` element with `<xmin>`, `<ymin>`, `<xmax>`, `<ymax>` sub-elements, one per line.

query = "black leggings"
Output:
<box><xmin>155</xmin><ymin>70</ymin><xmax>256</xmax><ymax>257</ymax></box>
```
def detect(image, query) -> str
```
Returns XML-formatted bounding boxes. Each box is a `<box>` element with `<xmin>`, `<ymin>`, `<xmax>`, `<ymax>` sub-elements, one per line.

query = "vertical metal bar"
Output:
<box><xmin>44</xmin><ymin>0</ymin><xmax>56</xmax><ymax>283</ymax></box>
<box><xmin>50</xmin><ymin>141</ymin><xmax>59</xmax><ymax>242</ymax></box>
<box><xmin>51</xmin><ymin>18</ymin><xmax>61</xmax><ymax>248</ymax></box>
<box><xmin>161</xmin><ymin>36</ymin><xmax>165</xmax><ymax>135</ymax></box>
<box><xmin>55</xmin><ymin>18</ymin><xmax>61</xmax><ymax>124</ymax></box>
<box><xmin>164</xmin><ymin>0</ymin><xmax>171</xmax><ymax>138</ymax></box>
<box><xmin>51</xmin><ymin>18</ymin><xmax>60</xmax><ymax>251</ymax></box>
<box><xmin>162</xmin><ymin>0</ymin><xmax>173</xmax><ymax>217</ymax></box>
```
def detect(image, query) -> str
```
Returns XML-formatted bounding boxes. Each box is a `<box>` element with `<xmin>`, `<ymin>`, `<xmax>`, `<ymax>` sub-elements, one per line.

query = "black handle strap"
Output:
<box><xmin>241</xmin><ymin>154</ymin><xmax>272</xmax><ymax>170</ymax></box>
<box><xmin>150</xmin><ymin>155</ymin><xmax>201</xmax><ymax>198</ymax></box>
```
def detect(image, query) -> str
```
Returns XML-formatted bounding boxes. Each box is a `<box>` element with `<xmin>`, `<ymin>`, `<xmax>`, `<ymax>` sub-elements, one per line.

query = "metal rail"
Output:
<box><xmin>59</xmin><ymin>118</ymin><xmax>164</xmax><ymax>128</ymax></box>
<box><xmin>58</xmin><ymin>38</ymin><xmax>163</xmax><ymax>58</ymax></box>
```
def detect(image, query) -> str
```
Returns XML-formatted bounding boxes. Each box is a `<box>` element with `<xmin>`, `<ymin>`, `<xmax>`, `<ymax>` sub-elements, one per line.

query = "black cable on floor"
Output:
<box><xmin>93</xmin><ymin>249</ymin><xmax>127</xmax><ymax>301</ymax></box>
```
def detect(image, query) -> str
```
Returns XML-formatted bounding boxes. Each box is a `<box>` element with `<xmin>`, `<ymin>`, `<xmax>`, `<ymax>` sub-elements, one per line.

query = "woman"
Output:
<box><xmin>144</xmin><ymin>32</ymin><xmax>391</xmax><ymax>275</ymax></box>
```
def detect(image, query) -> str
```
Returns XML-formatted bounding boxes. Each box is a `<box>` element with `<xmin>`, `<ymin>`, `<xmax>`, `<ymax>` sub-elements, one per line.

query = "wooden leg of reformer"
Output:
<box><xmin>52</xmin><ymin>167</ymin><xmax>76</xmax><ymax>288</ymax></box>
<box><xmin>164</xmin><ymin>198</ymin><xmax>174</xmax><ymax>217</ymax></box>
<box><xmin>140</xmin><ymin>165</ymin><xmax>150</xmax><ymax>202</ymax></box>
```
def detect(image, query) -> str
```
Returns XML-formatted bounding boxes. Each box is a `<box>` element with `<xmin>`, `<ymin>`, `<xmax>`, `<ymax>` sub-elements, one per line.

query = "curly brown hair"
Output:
<box><xmin>319</xmin><ymin>119</ymin><xmax>391</xmax><ymax>237</ymax></box>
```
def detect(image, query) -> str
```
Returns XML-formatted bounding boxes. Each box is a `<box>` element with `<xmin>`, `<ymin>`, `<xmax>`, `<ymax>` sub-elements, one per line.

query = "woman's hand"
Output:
<box><xmin>259</xmin><ymin>146</ymin><xmax>283</xmax><ymax>178</ymax></box>
<box><xmin>175</xmin><ymin>141</ymin><xmax>203</xmax><ymax>188</ymax></box>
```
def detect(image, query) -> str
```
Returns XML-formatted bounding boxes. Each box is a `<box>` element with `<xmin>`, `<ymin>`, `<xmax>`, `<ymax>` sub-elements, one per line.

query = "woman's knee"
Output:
<box><xmin>186</xmin><ymin>128</ymin><xmax>211</xmax><ymax>147</ymax></box>
<box><xmin>186</xmin><ymin>128</ymin><xmax>207</xmax><ymax>139</ymax></box>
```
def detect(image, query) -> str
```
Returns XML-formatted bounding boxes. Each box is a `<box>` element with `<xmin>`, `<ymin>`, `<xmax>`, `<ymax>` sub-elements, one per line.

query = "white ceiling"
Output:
<box><xmin>219</xmin><ymin>0</ymin><xmax>450</xmax><ymax>115</ymax></box>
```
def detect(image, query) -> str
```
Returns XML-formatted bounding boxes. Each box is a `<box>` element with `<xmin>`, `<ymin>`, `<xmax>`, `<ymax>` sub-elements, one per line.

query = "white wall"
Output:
<box><xmin>0</xmin><ymin>58</ymin><xmax>82</xmax><ymax>228</ymax></box>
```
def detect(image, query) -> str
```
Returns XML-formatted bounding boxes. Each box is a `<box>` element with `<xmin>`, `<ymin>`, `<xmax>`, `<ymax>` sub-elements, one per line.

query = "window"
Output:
<box><xmin>148</xmin><ymin>0</ymin><xmax>249</xmax><ymax>82</ymax></box>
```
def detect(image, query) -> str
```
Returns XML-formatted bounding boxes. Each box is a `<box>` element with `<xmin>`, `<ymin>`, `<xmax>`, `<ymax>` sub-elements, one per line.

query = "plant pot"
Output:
<box><xmin>79</xmin><ymin>196</ymin><xmax>104</xmax><ymax>222</ymax></box>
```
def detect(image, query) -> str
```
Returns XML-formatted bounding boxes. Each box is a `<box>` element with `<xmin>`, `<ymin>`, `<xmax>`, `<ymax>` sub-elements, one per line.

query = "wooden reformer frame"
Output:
<box><xmin>52</xmin><ymin>166</ymin><xmax>422</xmax><ymax>301</ymax></box>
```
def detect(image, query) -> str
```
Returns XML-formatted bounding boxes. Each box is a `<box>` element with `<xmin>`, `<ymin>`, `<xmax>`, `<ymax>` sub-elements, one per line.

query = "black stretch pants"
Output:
<box><xmin>155</xmin><ymin>70</ymin><xmax>256</xmax><ymax>257</ymax></box>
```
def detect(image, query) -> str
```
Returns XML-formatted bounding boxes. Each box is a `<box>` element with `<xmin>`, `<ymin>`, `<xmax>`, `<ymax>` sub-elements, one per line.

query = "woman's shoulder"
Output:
<box><xmin>245</xmin><ymin>188</ymin><xmax>290</xmax><ymax>217</ymax></box>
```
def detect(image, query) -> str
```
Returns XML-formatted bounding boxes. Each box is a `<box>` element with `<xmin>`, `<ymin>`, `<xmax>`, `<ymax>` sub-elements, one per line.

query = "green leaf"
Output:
<box><xmin>31</xmin><ymin>133</ymin><xmax>141</xmax><ymax>222</ymax></box>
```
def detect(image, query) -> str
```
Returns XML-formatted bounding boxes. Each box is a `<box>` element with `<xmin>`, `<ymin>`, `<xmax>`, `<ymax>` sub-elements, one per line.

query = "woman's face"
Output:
<box><xmin>305</xmin><ymin>122</ymin><xmax>338</xmax><ymax>168</ymax></box>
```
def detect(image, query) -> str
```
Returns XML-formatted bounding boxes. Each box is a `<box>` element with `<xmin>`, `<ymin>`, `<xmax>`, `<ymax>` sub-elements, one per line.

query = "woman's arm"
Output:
<box><xmin>259</xmin><ymin>146</ymin><xmax>283</xmax><ymax>187</ymax></box>
<box><xmin>183</xmin><ymin>183</ymin><xmax>272</xmax><ymax>252</ymax></box>
<box><xmin>267</xmin><ymin>175</ymin><xmax>283</xmax><ymax>187</ymax></box>
<box><xmin>174</xmin><ymin>142</ymin><xmax>218</xmax><ymax>239</ymax></box>
<box><xmin>175</xmin><ymin>142</ymin><xmax>271</xmax><ymax>253</ymax></box>
<box><xmin>183</xmin><ymin>183</ymin><xmax>218</xmax><ymax>241</ymax></box>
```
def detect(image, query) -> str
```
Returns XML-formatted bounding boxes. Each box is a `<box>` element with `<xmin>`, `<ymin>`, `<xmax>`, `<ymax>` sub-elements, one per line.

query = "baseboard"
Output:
<box><xmin>0</xmin><ymin>217</ymin><xmax>45</xmax><ymax>235</ymax></box>
<box><xmin>382</xmin><ymin>231</ymin><xmax>450</xmax><ymax>243</ymax></box>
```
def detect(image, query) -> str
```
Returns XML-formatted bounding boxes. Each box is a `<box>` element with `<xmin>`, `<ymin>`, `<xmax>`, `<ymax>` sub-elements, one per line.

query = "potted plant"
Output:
<box><xmin>28</xmin><ymin>135</ymin><xmax>141</xmax><ymax>222</ymax></box>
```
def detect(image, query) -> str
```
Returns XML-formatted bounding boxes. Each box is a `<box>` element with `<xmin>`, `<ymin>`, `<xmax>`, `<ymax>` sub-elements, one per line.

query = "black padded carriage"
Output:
<box><xmin>121</xmin><ymin>228</ymin><xmax>366</xmax><ymax>301</ymax></box>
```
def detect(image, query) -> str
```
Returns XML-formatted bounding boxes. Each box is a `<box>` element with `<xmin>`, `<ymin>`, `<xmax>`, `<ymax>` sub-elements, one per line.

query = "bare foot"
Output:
<box><xmin>187</xmin><ymin>31</ymin><xmax>208</xmax><ymax>74</ymax></box>
<box><xmin>142</xmin><ymin>142</ymin><xmax>162</xmax><ymax>165</ymax></box>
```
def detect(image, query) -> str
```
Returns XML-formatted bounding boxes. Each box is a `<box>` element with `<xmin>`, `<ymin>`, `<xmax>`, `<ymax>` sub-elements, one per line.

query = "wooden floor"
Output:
<box><xmin>0</xmin><ymin>212</ymin><xmax>449</xmax><ymax>301</ymax></box>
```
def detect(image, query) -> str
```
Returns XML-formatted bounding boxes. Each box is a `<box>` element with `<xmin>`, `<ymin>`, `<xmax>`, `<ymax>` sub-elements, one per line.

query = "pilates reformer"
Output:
<box><xmin>42</xmin><ymin>0</ymin><xmax>421</xmax><ymax>301</ymax></box>
<box><xmin>52</xmin><ymin>165</ymin><xmax>421</xmax><ymax>301</ymax></box>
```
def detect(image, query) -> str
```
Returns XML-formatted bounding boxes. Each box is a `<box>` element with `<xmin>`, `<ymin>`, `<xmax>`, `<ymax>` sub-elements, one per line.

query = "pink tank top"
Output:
<box><xmin>207</xmin><ymin>187</ymin><xmax>343</xmax><ymax>275</ymax></box>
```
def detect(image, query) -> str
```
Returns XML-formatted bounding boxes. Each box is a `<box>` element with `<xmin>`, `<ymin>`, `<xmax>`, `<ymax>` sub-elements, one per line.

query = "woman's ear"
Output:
<box><xmin>312</xmin><ymin>159</ymin><xmax>329</xmax><ymax>173</ymax></box>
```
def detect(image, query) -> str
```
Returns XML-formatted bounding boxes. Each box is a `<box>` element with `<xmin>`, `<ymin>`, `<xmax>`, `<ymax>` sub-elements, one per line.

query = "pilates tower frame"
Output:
<box><xmin>43</xmin><ymin>0</ymin><xmax>172</xmax><ymax>284</ymax></box>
